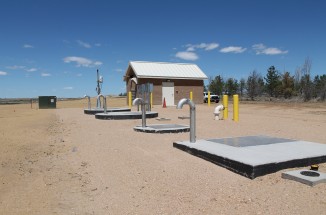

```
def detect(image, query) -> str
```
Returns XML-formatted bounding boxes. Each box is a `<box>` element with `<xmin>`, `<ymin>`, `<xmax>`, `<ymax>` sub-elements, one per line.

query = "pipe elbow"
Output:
<box><xmin>176</xmin><ymin>98</ymin><xmax>188</xmax><ymax>109</ymax></box>
<box><xmin>177</xmin><ymin>98</ymin><xmax>195</xmax><ymax>109</ymax></box>
<box><xmin>132</xmin><ymin>98</ymin><xmax>144</xmax><ymax>106</ymax></box>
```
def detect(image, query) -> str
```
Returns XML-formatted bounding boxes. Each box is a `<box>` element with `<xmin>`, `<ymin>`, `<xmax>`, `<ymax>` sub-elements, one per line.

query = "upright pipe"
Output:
<box><xmin>98</xmin><ymin>94</ymin><xmax>107</xmax><ymax>113</ymax></box>
<box><xmin>208</xmin><ymin>91</ymin><xmax>211</xmax><ymax>106</ymax></box>
<box><xmin>96</xmin><ymin>95</ymin><xmax>102</xmax><ymax>109</ymax></box>
<box><xmin>84</xmin><ymin>95</ymin><xmax>91</xmax><ymax>109</ymax></box>
<box><xmin>190</xmin><ymin>91</ymin><xmax>193</xmax><ymax>101</ymax></box>
<box><xmin>133</xmin><ymin>98</ymin><xmax>146</xmax><ymax>128</ymax></box>
<box><xmin>177</xmin><ymin>98</ymin><xmax>196</xmax><ymax>143</ymax></box>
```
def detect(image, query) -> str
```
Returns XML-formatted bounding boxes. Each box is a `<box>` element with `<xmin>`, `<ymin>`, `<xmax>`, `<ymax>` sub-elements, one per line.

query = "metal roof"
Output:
<box><xmin>125</xmin><ymin>61</ymin><xmax>208</xmax><ymax>80</ymax></box>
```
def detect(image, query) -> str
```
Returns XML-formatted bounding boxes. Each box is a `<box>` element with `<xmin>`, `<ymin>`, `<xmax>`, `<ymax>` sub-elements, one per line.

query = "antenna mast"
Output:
<box><xmin>96</xmin><ymin>69</ymin><xmax>103</xmax><ymax>108</ymax></box>
<box><xmin>96</xmin><ymin>69</ymin><xmax>101</xmax><ymax>95</ymax></box>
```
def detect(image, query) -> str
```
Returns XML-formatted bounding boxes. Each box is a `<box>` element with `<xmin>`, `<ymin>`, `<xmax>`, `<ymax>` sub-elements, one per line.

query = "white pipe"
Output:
<box><xmin>214</xmin><ymin>104</ymin><xmax>224</xmax><ymax>120</ymax></box>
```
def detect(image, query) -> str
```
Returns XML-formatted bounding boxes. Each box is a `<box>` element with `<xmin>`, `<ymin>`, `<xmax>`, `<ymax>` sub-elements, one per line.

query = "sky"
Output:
<box><xmin>0</xmin><ymin>0</ymin><xmax>325</xmax><ymax>98</ymax></box>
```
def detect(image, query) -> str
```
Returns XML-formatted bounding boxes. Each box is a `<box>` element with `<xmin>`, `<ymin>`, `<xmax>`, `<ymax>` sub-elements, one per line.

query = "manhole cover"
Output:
<box><xmin>300</xmin><ymin>171</ymin><xmax>320</xmax><ymax>177</ymax></box>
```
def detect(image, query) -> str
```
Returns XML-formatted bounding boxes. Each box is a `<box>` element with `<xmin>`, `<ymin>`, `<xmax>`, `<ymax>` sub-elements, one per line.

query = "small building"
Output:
<box><xmin>124</xmin><ymin>61</ymin><xmax>208</xmax><ymax>106</ymax></box>
<box><xmin>38</xmin><ymin>96</ymin><xmax>57</xmax><ymax>109</ymax></box>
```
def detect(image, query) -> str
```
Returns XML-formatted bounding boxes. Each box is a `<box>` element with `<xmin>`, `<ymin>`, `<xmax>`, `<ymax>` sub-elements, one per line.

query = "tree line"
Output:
<box><xmin>206</xmin><ymin>57</ymin><xmax>326</xmax><ymax>101</ymax></box>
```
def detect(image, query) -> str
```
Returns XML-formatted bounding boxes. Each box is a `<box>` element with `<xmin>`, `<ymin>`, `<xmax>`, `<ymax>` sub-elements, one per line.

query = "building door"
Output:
<box><xmin>162</xmin><ymin>82</ymin><xmax>174</xmax><ymax>106</ymax></box>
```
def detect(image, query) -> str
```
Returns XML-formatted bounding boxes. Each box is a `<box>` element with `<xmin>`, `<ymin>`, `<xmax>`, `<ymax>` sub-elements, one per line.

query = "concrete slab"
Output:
<box><xmin>84</xmin><ymin>108</ymin><xmax>131</xmax><ymax>115</ymax></box>
<box><xmin>173</xmin><ymin>135</ymin><xmax>326</xmax><ymax>179</ymax></box>
<box><xmin>95</xmin><ymin>111</ymin><xmax>158</xmax><ymax>120</ymax></box>
<box><xmin>134</xmin><ymin>124</ymin><xmax>190</xmax><ymax>133</ymax></box>
<box><xmin>282</xmin><ymin>169</ymin><xmax>326</xmax><ymax>186</ymax></box>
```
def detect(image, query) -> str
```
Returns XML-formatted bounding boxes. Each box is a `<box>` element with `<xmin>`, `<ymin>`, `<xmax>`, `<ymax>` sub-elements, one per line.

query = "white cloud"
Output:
<box><xmin>252</xmin><ymin>43</ymin><xmax>288</xmax><ymax>55</ymax></box>
<box><xmin>115</xmin><ymin>68</ymin><xmax>123</xmax><ymax>72</ymax></box>
<box><xmin>63</xmin><ymin>86</ymin><xmax>73</xmax><ymax>90</ymax></box>
<box><xmin>0</xmin><ymin>71</ymin><xmax>8</xmax><ymax>76</ymax></box>
<box><xmin>220</xmin><ymin>46</ymin><xmax>247</xmax><ymax>53</ymax></box>
<box><xmin>76</xmin><ymin>73</ymin><xmax>82</xmax><ymax>77</ymax></box>
<box><xmin>175</xmin><ymin>51</ymin><xmax>199</xmax><ymax>61</ymax></box>
<box><xmin>6</xmin><ymin>65</ymin><xmax>25</xmax><ymax>70</ymax></box>
<box><xmin>41</xmin><ymin>73</ymin><xmax>51</xmax><ymax>77</ymax></box>
<box><xmin>94</xmin><ymin>43</ymin><xmax>101</xmax><ymax>47</ymax></box>
<box><xmin>205</xmin><ymin>43</ymin><xmax>219</xmax><ymax>50</ymax></box>
<box><xmin>63</xmin><ymin>56</ymin><xmax>103</xmax><ymax>67</ymax></box>
<box><xmin>186</xmin><ymin>43</ymin><xmax>219</xmax><ymax>51</ymax></box>
<box><xmin>23</xmin><ymin>44</ymin><xmax>34</xmax><ymax>48</ymax></box>
<box><xmin>77</xmin><ymin>40</ymin><xmax>91</xmax><ymax>48</ymax></box>
<box><xmin>186</xmin><ymin>46</ymin><xmax>196</xmax><ymax>52</ymax></box>
<box><xmin>26</xmin><ymin>68</ymin><xmax>37</xmax><ymax>72</ymax></box>
<box><xmin>94</xmin><ymin>61</ymin><xmax>103</xmax><ymax>66</ymax></box>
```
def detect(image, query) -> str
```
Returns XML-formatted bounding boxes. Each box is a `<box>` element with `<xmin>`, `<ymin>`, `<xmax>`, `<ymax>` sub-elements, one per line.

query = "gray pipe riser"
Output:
<box><xmin>190</xmin><ymin>108</ymin><xmax>196</xmax><ymax>143</ymax></box>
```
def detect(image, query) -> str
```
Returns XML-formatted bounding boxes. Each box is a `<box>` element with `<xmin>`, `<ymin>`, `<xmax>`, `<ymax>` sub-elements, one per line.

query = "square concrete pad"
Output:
<box><xmin>282</xmin><ymin>169</ymin><xmax>326</xmax><ymax>186</ymax></box>
<box><xmin>173</xmin><ymin>135</ymin><xmax>326</xmax><ymax>179</ymax></box>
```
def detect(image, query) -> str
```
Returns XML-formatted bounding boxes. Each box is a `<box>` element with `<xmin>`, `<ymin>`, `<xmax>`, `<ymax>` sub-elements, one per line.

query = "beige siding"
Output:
<box><xmin>137</xmin><ymin>78</ymin><xmax>204</xmax><ymax>105</ymax></box>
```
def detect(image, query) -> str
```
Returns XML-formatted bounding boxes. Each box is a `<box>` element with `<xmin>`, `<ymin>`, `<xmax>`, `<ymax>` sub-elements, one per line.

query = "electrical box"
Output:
<box><xmin>38</xmin><ymin>96</ymin><xmax>57</xmax><ymax>109</ymax></box>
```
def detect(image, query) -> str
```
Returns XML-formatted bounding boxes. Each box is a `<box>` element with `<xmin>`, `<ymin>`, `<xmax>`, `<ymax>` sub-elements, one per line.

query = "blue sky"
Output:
<box><xmin>0</xmin><ymin>0</ymin><xmax>325</xmax><ymax>98</ymax></box>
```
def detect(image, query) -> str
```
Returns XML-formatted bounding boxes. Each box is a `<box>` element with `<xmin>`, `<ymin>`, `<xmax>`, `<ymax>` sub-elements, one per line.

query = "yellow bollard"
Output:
<box><xmin>208</xmin><ymin>91</ymin><xmax>211</xmax><ymax>106</ymax></box>
<box><xmin>150</xmin><ymin>92</ymin><xmax>153</xmax><ymax>109</ymax></box>
<box><xmin>223</xmin><ymin>95</ymin><xmax>228</xmax><ymax>120</ymax></box>
<box><xmin>190</xmin><ymin>91</ymin><xmax>193</xmax><ymax>100</ymax></box>
<box><xmin>128</xmin><ymin>91</ymin><xmax>132</xmax><ymax>108</ymax></box>
<box><xmin>233</xmin><ymin>94</ymin><xmax>239</xmax><ymax>122</ymax></box>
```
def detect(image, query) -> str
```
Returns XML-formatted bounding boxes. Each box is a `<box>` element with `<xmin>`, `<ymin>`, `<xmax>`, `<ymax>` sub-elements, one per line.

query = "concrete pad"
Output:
<box><xmin>84</xmin><ymin>108</ymin><xmax>131</xmax><ymax>115</ymax></box>
<box><xmin>173</xmin><ymin>135</ymin><xmax>326</xmax><ymax>179</ymax></box>
<box><xmin>134</xmin><ymin>124</ymin><xmax>190</xmax><ymax>133</ymax></box>
<box><xmin>95</xmin><ymin>111</ymin><xmax>158</xmax><ymax>120</ymax></box>
<box><xmin>282</xmin><ymin>169</ymin><xmax>326</xmax><ymax>186</ymax></box>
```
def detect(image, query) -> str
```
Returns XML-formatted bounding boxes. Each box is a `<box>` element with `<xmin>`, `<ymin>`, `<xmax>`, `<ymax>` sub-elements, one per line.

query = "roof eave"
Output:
<box><xmin>137</xmin><ymin>75</ymin><xmax>208</xmax><ymax>80</ymax></box>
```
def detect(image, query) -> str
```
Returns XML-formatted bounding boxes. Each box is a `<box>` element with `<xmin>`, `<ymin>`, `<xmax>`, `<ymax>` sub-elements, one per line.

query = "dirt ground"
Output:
<box><xmin>0</xmin><ymin>98</ymin><xmax>325</xmax><ymax>215</ymax></box>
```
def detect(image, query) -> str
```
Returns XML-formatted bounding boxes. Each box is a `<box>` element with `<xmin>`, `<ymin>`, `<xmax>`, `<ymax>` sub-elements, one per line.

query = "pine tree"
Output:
<box><xmin>264</xmin><ymin>66</ymin><xmax>280</xmax><ymax>97</ymax></box>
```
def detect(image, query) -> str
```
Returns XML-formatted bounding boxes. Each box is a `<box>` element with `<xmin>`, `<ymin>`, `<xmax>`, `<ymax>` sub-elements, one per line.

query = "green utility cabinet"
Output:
<box><xmin>38</xmin><ymin>96</ymin><xmax>57</xmax><ymax>109</ymax></box>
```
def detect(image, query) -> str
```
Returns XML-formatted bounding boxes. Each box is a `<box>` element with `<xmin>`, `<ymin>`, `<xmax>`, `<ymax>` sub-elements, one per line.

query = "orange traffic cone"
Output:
<box><xmin>163</xmin><ymin>97</ymin><xmax>166</xmax><ymax>108</ymax></box>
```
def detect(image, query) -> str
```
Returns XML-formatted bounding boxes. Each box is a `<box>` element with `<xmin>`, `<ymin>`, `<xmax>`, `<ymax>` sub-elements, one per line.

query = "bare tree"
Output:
<box><xmin>294</xmin><ymin>66</ymin><xmax>302</xmax><ymax>95</ymax></box>
<box><xmin>239</xmin><ymin>78</ymin><xmax>246</xmax><ymax>97</ymax></box>
<box><xmin>301</xmin><ymin>57</ymin><xmax>313</xmax><ymax>101</ymax></box>
<box><xmin>246</xmin><ymin>70</ymin><xmax>263</xmax><ymax>100</ymax></box>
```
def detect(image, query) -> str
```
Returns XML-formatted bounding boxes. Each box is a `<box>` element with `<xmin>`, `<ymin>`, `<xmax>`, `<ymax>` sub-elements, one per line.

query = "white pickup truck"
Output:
<box><xmin>203</xmin><ymin>92</ymin><xmax>220</xmax><ymax>103</ymax></box>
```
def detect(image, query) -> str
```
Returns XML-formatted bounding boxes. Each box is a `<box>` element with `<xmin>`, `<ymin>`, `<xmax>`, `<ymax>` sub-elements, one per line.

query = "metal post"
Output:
<box><xmin>233</xmin><ymin>94</ymin><xmax>239</xmax><ymax>122</ymax></box>
<box><xmin>190</xmin><ymin>91</ymin><xmax>193</xmax><ymax>100</ymax></box>
<box><xmin>223</xmin><ymin>95</ymin><xmax>228</xmax><ymax>120</ymax></box>
<box><xmin>128</xmin><ymin>91</ymin><xmax>132</xmax><ymax>108</ymax></box>
<box><xmin>150</xmin><ymin>92</ymin><xmax>153</xmax><ymax>110</ymax></box>
<box><xmin>208</xmin><ymin>91</ymin><xmax>211</xmax><ymax>106</ymax></box>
